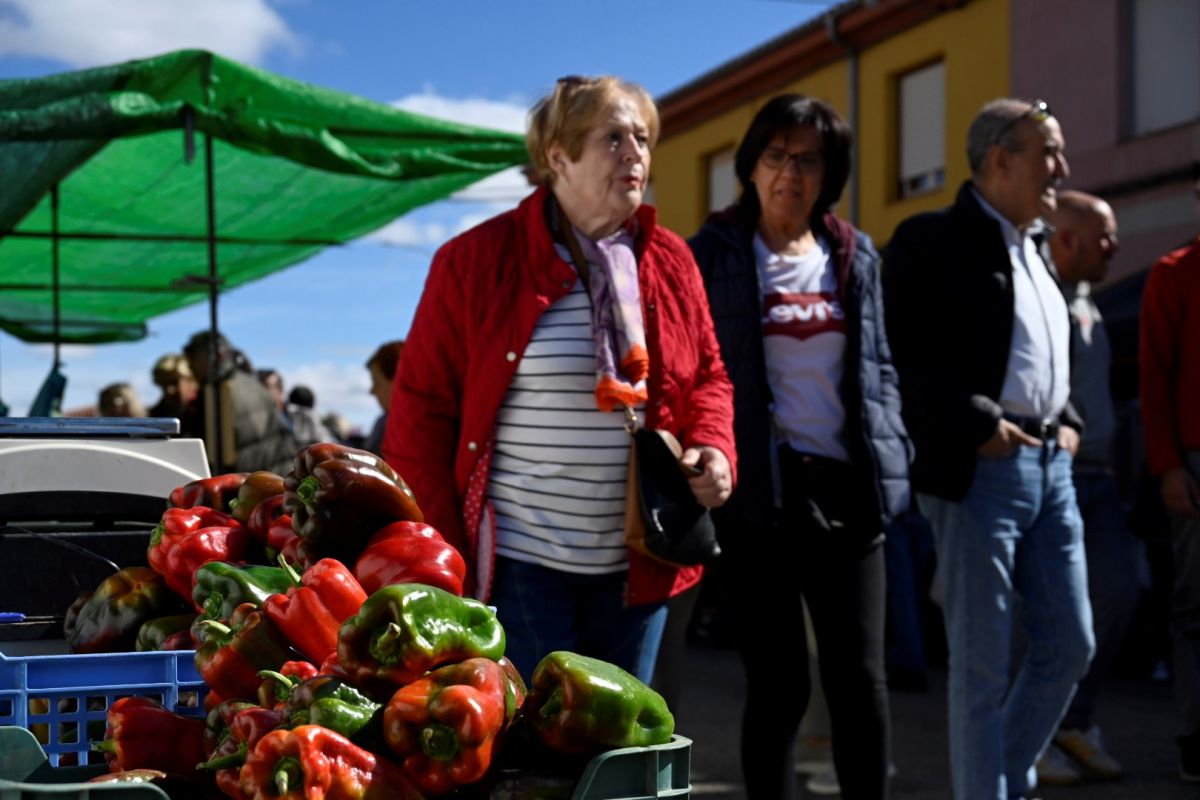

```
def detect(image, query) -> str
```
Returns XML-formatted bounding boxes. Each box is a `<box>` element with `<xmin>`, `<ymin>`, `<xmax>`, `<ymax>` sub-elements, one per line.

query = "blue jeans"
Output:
<box><xmin>488</xmin><ymin>556</ymin><xmax>668</xmax><ymax>684</ymax></box>
<box><xmin>919</xmin><ymin>444</ymin><xmax>1094</xmax><ymax>800</ymax></box>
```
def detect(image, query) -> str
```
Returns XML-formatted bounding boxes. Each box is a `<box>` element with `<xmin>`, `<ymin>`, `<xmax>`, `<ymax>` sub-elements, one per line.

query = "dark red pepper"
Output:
<box><xmin>354</xmin><ymin>521</ymin><xmax>466</xmax><ymax>597</ymax></box>
<box><xmin>282</xmin><ymin>443</ymin><xmax>423</xmax><ymax>551</ymax></box>
<box><xmin>169</xmin><ymin>474</ymin><xmax>249</xmax><ymax>513</ymax></box>
<box><xmin>93</xmin><ymin>696</ymin><xmax>206</xmax><ymax>775</ymax></box>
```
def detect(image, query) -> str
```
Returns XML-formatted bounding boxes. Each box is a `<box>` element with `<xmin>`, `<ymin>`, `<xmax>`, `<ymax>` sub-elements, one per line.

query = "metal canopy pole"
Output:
<box><xmin>50</xmin><ymin>184</ymin><xmax>62</xmax><ymax>370</ymax></box>
<box><xmin>204</xmin><ymin>130</ymin><xmax>224</xmax><ymax>471</ymax></box>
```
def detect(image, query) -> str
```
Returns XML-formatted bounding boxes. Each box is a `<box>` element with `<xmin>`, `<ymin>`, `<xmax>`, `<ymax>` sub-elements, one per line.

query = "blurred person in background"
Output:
<box><xmin>1036</xmin><ymin>190</ymin><xmax>1137</xmax><ymax>785</ymax></box>
<box><xmin>364</xmin><ymin>340</ymin><xmax>405</xmax><ymax>454</ymax></box>
<box><xmin>1140</xmin><ymin>161</ymin><xmax>1200</xmax><ymax>783</ymax></box>
<box><xmin>286</xmin><ymin>384</ymin><xmax>335</xmax><ymax>447</ymax></box>
<box><xmin>689</xmin><ymin>94</ymin><xmax>909</xmax><ymax>800</ymax></box>
<box><xmin>385</xmin><ymin>75</ymin><xmax>734</xmax><ymax>684</ymax></box>
<box><xmin>148</xmin><ymin>353</ymin><xmax>198</xmax><ymax>420</ymax></box>
<box><xmin>183</xmin><ymin>331</ymin><xmax>296</xmax><ymax>475</ymax></box>
<box><xmin>98</xmin><ymin>382</ymin><xmax>146</xmax><ymax>417</ymax></box>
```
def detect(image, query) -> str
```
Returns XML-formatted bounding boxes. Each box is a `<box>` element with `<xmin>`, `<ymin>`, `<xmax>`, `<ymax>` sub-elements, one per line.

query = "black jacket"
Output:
<box><xmin>688</xmin><ymin>208</ymin><xmax>912</xmax><ymax>533</ymax></box>
<box><xmin>882</xmin><ymin>182</ymin><xmax>1083</xmax><ymax>501</ymax></box>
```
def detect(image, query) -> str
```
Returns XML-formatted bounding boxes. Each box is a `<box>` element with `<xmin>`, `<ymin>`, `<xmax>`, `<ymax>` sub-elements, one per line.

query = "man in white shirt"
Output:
<box><xmin>883</xmin><ymin>99</ymin><xmax>1095</xmax><ymax>800</ymax></box>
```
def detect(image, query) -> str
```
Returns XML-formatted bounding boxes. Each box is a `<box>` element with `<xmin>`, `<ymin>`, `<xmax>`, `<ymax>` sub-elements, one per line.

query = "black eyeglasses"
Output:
<box><xmin>760</xmin><ymin>146</ymin><xmax>824</xmax><ymax>175</ymax></box>
<box><xmin>995</xmin><ymin>99</ymin><xmax>1053</xmax><ymax>144</ymax></box>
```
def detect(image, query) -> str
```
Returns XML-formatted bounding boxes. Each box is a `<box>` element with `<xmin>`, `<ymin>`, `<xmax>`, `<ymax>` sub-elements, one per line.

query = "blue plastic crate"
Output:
<box><xmin>0</xmin><ymin>650</ymin><xmax>207</xmax><ymax>766</ymax></box>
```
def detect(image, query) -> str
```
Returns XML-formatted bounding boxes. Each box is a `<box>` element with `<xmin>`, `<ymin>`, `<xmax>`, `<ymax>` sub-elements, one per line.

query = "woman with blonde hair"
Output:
<box><xmin>384</xmin><ymin>75</ymin><xmax>735</xmax><ymax>682</ymax></box>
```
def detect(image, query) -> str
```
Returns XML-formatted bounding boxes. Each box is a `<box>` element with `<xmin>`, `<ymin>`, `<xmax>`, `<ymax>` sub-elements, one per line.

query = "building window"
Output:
<box><xmin>1132</xmin><ymin>0</ymin><xmax>1200</xmax><ymax>135</ymax></box>
<box><xmin>898</xmin><ymin>61</ymin><xmax>946</xmax><ymax>198</ymax></box>
<box><xmin>707</xmin><ymin>147</ymin><xmax>737</xmax><ymax>212</ymax></box>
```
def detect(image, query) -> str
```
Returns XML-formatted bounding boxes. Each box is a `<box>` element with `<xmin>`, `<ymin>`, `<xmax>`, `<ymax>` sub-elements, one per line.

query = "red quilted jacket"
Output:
<box><xmin>383</xmin><ymin>186</ymin><xmax>735</xmax><ymax>604</ymax></box>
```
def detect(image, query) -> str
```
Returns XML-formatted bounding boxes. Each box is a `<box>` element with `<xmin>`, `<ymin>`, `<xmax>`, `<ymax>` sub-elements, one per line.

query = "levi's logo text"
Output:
<box><xmin>762</xmin><ymin>292</ymin><xmax>846</xmax><ymax>340</ymax></box>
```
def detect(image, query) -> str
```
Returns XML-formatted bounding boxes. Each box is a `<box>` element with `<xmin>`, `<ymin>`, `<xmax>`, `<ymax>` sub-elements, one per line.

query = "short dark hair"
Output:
<box><xmin>734</xmin><ymin>94</ymin><xmax>852</xmax><ymax>225</ymax></box>
<box><xmin>288</xmin><ymin>385</ymin><xmax>315</xmax><ymax>408</ymax></box>
<box><xmin>366</xmin><ymin>340</ymin><xmax>406</xmax><ymax>381</ymax></box>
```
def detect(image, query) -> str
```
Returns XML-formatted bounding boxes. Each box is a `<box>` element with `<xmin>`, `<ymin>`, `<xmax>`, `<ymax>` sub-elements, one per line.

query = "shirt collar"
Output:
<box><xmin>971</xmin><ymin>186</ymin><xmax>1046</xmax><ymax>247</ymax></box>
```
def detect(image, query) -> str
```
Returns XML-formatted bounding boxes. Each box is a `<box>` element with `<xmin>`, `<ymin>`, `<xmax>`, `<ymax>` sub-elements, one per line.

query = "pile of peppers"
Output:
<box><xmin>80</xmin><ymin>446</ymin><xmax>677</xmax><ymax>797</ymax></box>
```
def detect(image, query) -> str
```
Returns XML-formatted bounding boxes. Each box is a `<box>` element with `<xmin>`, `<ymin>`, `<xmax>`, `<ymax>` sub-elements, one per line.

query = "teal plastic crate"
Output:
<box><xmin>0</xmin><ymin>726</ymin><xmax>169</xmax><ymax>798</ymax></box>
<box><xmin>0</xmin><ymin>650</ymin><xmax>206</xmax><ymax>767</ymax></box>
<box><xmin>572</xmin><ymin>735</ymin><xmax>691</xmax><ymax>800</ymax></box>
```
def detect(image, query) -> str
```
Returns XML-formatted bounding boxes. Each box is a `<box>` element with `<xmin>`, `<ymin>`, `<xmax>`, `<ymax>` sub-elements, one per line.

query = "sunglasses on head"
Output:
<box><xmin>995</xmin><ymin>99</ymin><xmax>1053</xmax><ymax>144</ymax></box>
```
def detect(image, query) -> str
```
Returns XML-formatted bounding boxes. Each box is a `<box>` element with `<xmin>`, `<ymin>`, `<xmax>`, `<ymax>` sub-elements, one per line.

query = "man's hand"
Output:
<box><xmin>680</xmin><ymin>446</ymin><xmax>732</xmax><ymax>509</ymax></box>
<box><xmin>977</xmin><ymin>419</ymin><xmax>1041</xmax><ymax>458</ymax></box>
<box><xmin>1057</xmin><ymin>425</ymin><xmax>1080</xmax><ymax>457</ymax></box>
<box><xmin>1161</xmin><ymin>468</ymin><xmax>1200</xmax><ymax>518</ymax></box>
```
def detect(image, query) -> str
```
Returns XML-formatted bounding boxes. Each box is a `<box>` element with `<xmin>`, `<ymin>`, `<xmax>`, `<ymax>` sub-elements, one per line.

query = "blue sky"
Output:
<box><xmin>0</xmin><ymin>0</ymin><xmax>836</xmax><ymax>432</ymax></box>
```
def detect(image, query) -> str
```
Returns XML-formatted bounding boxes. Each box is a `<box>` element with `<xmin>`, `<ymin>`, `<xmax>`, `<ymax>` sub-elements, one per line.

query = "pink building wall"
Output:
<box><xmin>1010</xmin><ymin>0</ymin><xmax>1198</xmax><ymax>285</ymax></box>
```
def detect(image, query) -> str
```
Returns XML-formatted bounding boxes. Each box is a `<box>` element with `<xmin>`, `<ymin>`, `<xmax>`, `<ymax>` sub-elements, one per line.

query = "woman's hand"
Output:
<box><xmin>681</xmin><ymin>446</ymin><xmax>732</xmax><ymax>509</ymax></box>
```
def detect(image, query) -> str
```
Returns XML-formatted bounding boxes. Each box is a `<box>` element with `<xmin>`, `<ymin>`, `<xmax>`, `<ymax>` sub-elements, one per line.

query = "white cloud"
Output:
<box><xmin>392</xmin><ymin>88</ymin><xmax>528</xmax><ymax>134</ymax></box>
<box><xmin>366</xmin><ymin>218</ymin><xmax>448</xmax><ymax>249</ymax></box>
<box><xmin>0</xmin><ymin>0</ymin><xmax>298</xmax><ymax>67</ymax></box>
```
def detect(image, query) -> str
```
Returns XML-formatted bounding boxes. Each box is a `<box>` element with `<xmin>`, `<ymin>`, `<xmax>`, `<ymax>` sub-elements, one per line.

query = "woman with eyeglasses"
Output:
<box><xmin>688</xmin><ymin>95</ymin><xmax>911</xmax><ymax>799</ymax></box>
<box><xmin>384</xmin><ymin>76</ymin><xmax>735</xmax><ymax>685</ymax></box>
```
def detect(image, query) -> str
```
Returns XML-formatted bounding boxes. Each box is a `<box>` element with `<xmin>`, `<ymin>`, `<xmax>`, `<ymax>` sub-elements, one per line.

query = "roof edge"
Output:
<box><xmin>656</xmin><ymin>0</ymin><xmax>968</xmax><ymax>138</ymax></box>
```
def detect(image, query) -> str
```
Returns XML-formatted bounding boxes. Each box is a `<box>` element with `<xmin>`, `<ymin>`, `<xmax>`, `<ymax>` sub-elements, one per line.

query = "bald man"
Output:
<box><xmin>1032</xmin><ymin>192</ymin><xmax>1138</xmax><ymax>785</ymax></box>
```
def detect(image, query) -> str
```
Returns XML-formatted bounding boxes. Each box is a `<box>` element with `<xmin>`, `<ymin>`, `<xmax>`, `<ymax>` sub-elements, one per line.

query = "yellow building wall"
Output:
<box><xmin>858</xmin><ymin>0</ymin><xmax>1010</xmax><ymax>243</ymax></box>
<box><xmin>652</xmin><ymin>61</ymin><xmax>849</xmax><ymax>237</ymax></box>
<box><xmin>652</xmin><ymin>0</ymin><xmax>1010</xmax><ymax>245</ymax></box>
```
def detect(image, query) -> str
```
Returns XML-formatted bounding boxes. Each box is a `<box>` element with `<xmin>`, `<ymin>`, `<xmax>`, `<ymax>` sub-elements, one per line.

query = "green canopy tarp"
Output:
<box><xmin>0</xmin><ymin>49</ymin><xmax>528</xmax><ymax>344</ymax></box>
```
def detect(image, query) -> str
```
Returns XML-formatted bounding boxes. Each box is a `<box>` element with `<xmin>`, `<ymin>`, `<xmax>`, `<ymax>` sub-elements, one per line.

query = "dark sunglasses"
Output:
<box><xmin>995</xmin><ymin>99</ymin><xmax>1053</xmax><ymax>144</ymax></box>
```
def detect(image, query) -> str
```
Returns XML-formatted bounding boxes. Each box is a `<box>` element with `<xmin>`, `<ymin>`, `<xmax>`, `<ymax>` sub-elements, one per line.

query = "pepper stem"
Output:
<box><xmin>296</xmin><ymin>476</ymin><xmax>320</xmax><ymax>508</ymax></box>
<box><xmin>200</xmin><ymin>619</ymin><xmax>233</xmax><ymax>636</ymax></box>
<box><xmin>367</xmin><ymin>622</ymin><xmax>405</xmax><ymax>665</ymax></box>
<box><xmin>149</xmin><ymin>522</ymin><xmax>165</xmax><ymax>547</ymax></box>
<box><xmin>196</xmin><ymin>743</ymin><xmax>248</xmax><ymax>771</ymax></box>
<box><xmin>91</xmin><ymin>738</ymin><xmax>117</xmax><ymax>754</ymax></box>
<box><xmin>420</xmin><ymin>723</ymin><xmax>460</xmax><ymax>762</ymax></box>
<box><xmin>277</xmin><ymin>553</ymin><xmax>303</xmax><ymax>586</ymax></box>
<box><xmin>275</xmin><ymin>756</ymin><xmax>303</xmax><ymax>796</ymax></box>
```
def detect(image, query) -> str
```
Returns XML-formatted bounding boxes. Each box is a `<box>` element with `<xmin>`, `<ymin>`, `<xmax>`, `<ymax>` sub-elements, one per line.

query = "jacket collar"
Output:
<box><xmin>704</xmin><ymin>203</ymin><xmax>860</xmax><ymax>296</ymax></box>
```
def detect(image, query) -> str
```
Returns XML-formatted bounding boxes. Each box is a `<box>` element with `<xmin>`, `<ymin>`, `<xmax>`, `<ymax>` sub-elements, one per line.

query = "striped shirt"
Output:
<box><xmin>489</xmin><ymin>275</ymin><xmax>634</xmax><ymax>574</ymax></box>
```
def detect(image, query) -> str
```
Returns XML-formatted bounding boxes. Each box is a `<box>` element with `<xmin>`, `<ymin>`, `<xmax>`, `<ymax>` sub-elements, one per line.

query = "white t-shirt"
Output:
<box><xmin>754</xmin><ymin>233</ymin><xmax>849</xmax><ymax>462</ymax></box>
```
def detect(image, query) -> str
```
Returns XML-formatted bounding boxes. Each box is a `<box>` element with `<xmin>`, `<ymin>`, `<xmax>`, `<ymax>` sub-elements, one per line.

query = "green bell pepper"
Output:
<box><xmin>526</xmin><ymin>651</ymin><xmax>674</xmax><ymax>755</ymax></box>
<box><xmin>337</xmin><ymin>583</ymin><xmax>505</xmax><ymax>690</ymax></box>
<box><xmin>283</xmin><ymin>674</ymin><xmax>381</xmax><ymax>740</ymax></box>
<box><xmin>192</xmin><ymin>562</ymin><xmax>295</xmax><ymax>620</ymax></box>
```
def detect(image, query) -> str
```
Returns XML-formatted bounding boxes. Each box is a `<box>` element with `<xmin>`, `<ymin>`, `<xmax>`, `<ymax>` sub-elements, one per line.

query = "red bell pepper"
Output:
<box><xmin>239</xmin><ymin>725</ymin><xmax>423</xmax><ymax>800</ymax></box>
<box><xmin>93</xmin><ymin>696</ymin><xmax>207</xmax><ymax>775</ymax></box>
<box><xmin>382</xmin><ymin>657</ymin><xmax>521</xmax><ymax>794</ymax></box>
<box><xmin>354</xmin><ymin>521</ymin><xmax>466</xmax><ymax>597</ymax></box>
<box><xmin>169</xmin><ymin>473</ymin><xmax>249</xmax><ymax>513</ymax></box>
<box><xmin>229</xmin><ymin>471</ymin><xmax>286</xmax><ymax>524</ymax></box>
<box><xmin>196</xmin><ymin>603</ymin><xmax>294</xmax><ymax>702</ymax></box>
<box><xmin>263</xmin><ymin>558</ymin><xmax>367</xmax><ymax>663</ymax></box>
<box><xmin>148</xmin><ymin>507</ymin><xmax>247</xmax><ymax>603</ymax></box>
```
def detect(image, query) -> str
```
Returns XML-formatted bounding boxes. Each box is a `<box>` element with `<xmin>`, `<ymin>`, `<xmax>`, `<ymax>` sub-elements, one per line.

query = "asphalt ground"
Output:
<box><xmin>675</xmin><ymin>643</ymin><xmax>1194</xmax><ymax>799</ymax></box>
